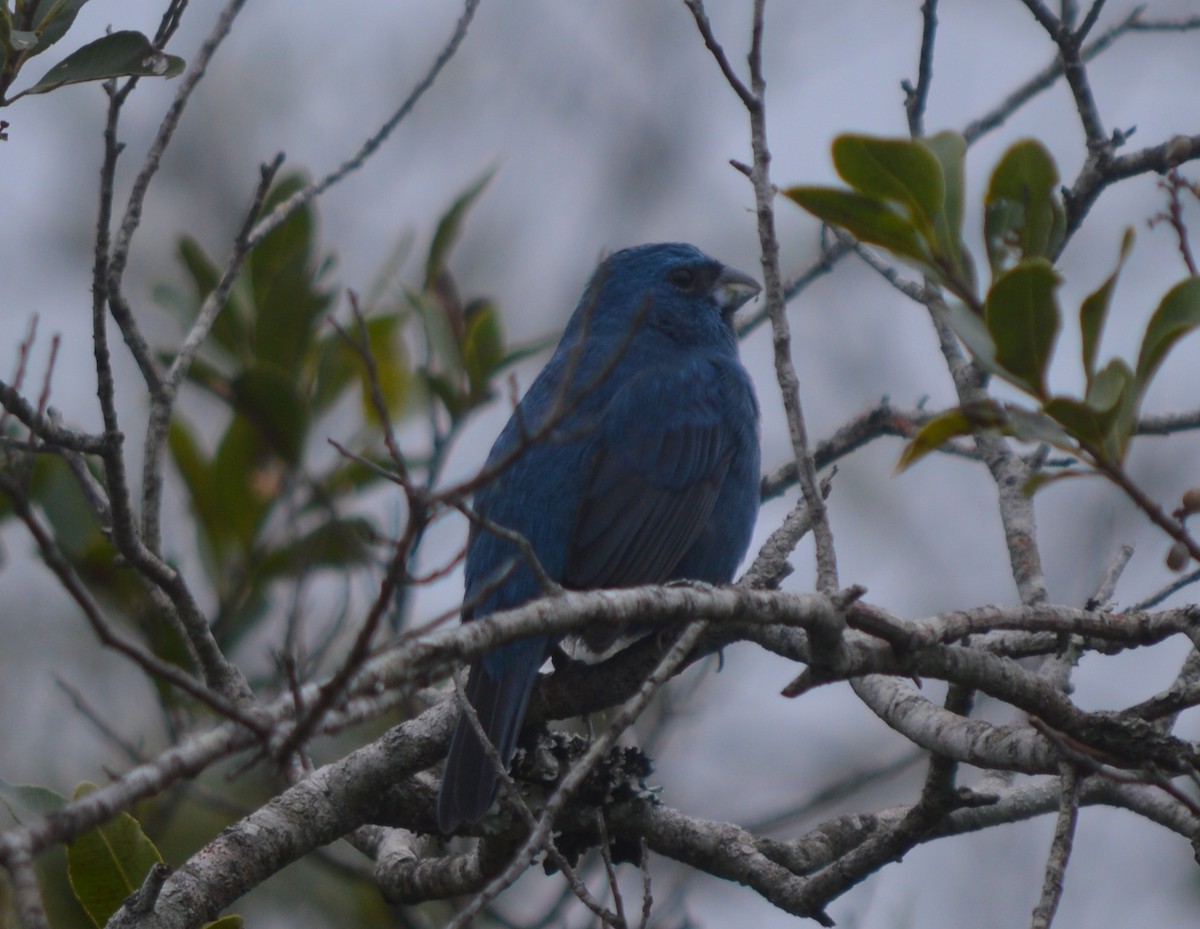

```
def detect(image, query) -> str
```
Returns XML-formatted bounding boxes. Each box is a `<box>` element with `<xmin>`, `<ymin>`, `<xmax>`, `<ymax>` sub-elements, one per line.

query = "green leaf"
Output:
<box><xmin>496</xmin><ymin>335</ymin><xmax>555</xmax><ymax>372</ymax></box>
<box><xmin>984</xmin><ymin>139</ymin><xmax>1064</xmax><ymax>272</ymax></box>
<box><xmin>0</xmin><ymin>778</ymin><xmax>66</xmax><ymax>825</ymax></box>
<box><xmin>175</xmin><ymin>236</ymin><xmax>251</xmax><ymax>360</ymax></box>
<box><xmin>311</xmin><ymin>331</ymin><xmax>359</xmax><ymax>415</ymax></box>
<box><xmin>832</xmin><ymin>134</ymin><xmax>944</xmax><ymax>236</ymax></box>
<box><xmin>1023</xmin><ymin>469</ymin><xmax>1091</xmax><ymax>496</ymax></box>
<box><xmin>20</xmin><ymin>0</ymin><xmax>90</xmax><ymax>58</ymax></box>
<box><xmin>897</xmin><ymin>408</ymin><xmax>976</xmax><ymax>471</ymax></box>
<box><xmin>31</xmin><ymin>455</ymin><xmax>106</xmax><ymax>559</ymax></box>
<box><xmin>462</xmin><ymin>299</ymin><xmax>504</xmax><ymax>397</ymax></box>
<box><xmin>212</xmin><ymin>416</ymin><xmax>273</xmax><ymax>553</ymax></box>
<box><xmin>411</xmin><ymin>286</ymin><xmax>466</xmax><ymax>381</ymax></box>
<box><xmin>168</xmin><ymin>417</ymin><xmax>225</xmax><ymax>564</ymax></box>
<box><xmin>984</xmin><ymin>258</ymin><xmax>1061</xmax><ymax>397</ymax></box>
<box><xmin>1080</xmin><ymin>228</ymin><xmax>1134</xmax><ymax>381</ymax></box>
<box><xmin>67</xmin><ymin>782</ymin><xmax>164</xmax><ymax>929</ymax></box>
<box><xmin>230</xmin><ymin>363</ymin><xmax>310</xmax><ymax>466</ymax></box>
<box><xmin>1096</xmin><ymin>358</ymin><xmax>1138</xmax><ymax>462</ymax></box>
<box><xmin>921</xmin><ymin>131</ymin><xmax>976</xmax><ymax>298</ymax></box>
<box><xmin>895</xmin><ymin>403</ymin><xmax>1008</xmax><ymax>471</ymax></box>
<box><xmin>1044</xmin><ymin>396</ymin><xmax>1117</xmax><ymax>446</ymax></box>
<box><xmin>422</xmin><ymin>370</ymin><xmax>465</xmax><ymax>419</ymax></box>
<box><xmin>203</xmin><ymin>918</ymin><xmax>245</xmax><ymax>929</ymax></box>
<box><xmin>0</xmin><ymin>11</ymin><xmax>15</xmax><ymax>69</ymax></box>
<box><xmin>251</xmin><ymin>175</ymin><xmax>336</xmax><ymax>370</ymax></box>
<box><xmin>784</xmin><ymin>186</ymin><xmax>934</xmax><ymax>269</ymax></box>
<box><xmin>25</xmin><ymin>30</ymin><xmax>184</xmax><ymax>95</ymax></box>
<box><xmin>256</xmin><ymin>517</ymin><xmax>373</xmax><ymax>581</ymax></box>
<box><xmin>358</xmin><ymin>316</ymin><xmax>410</xmax><ymax>426</ymax></box>
<box><xmin>314</xmin><ymin>315</ymin><xmax>412</xmax><ymax>422</ymax></box>
<box><xmin>425</xmin><ymin>167</ymin><xmax>496</xmax><ymax>290</ymax></box>
<box><xmin>316</xmin><ymin>455</ymin><xmax>393</xmax><ymax>502</ymax></box>
<box><xmin>1134</xmin><ymin>276</ymin><xmax>1200</xmax><ymax>389</ymax></box>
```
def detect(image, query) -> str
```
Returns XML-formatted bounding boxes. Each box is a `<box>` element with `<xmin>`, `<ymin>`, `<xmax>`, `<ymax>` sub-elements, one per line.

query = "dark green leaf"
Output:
<box><xmin>832</xmin><ymin>134</ymin><xmax>944</xmax><ymax>235</ymax></box>
<box><xmin>422</xmin><ymin>370</ymin><xmax>465</xmax><ymax>419</ymax></box>
<box><xmin>985</xmin><ymin>259</ymin><xmax>1061</xmax><ymax>397</ymax></box>
<box><xmin>0</xmin><ymin>12</ymin><xmax>15</xmax><ymax>70</ymax></box>
<box><xmin>23</xmin><ymin>0</ymin><xmax>90</xmax><ymax>58</ymax></box>
<box><xmin>1135</xmin><ymin>276</ymin><xmax>1200</xmax><ymax>388</ymax></box>
<box><xmin>984</xmin><ymin>139</ymin><xmax>1064</xmax><ymax>272</ymax></box>
<box><xmin>1044</xmin><ymin>396</ymin><xmax>1116</xmax><ymax>446</ymax></box>
<box><xmin>784</xmin><ymin>186</ymin><xmax>934</xmax><ymax>269</ymax></box>
<box><xmin>1080</xmin><ymin>228</ymin><xmax>1134</xmax><ymax>381</ymax></box>
<box><xmin>425</xmin><ymin>167</ymin><xmax>496</xmax><ymax>290</ymax></box>
<box><xmin>203</xmin><ymin>918</ymin><xmax>245</xmax><ymax>929</ymax></box>
<box><xmin>212</xmin><ymin>416</ymin><xmax>273</xmax><ymax>552</ymax></box>
<box><xmin>496</xmin><ymin>334</ymin><xmax>555</xmax><ymax>372</ymax></box>
<box><xmin>67</xmin><ymin>782</ymin><xmax>163</xmax><ymax>929</ymax></box>
<box><xmin>212</xmin><ymin>585</ymin><xmax>270</xmax><ymax>653</ymax></box>
<box><xmin>180</xmin><ymin>356</ymin><xmax>235</xmax><ymax>404</ymax></box>
<box><xmin>231</xmin><ymin>363</ymin><xmax>309</xmax><ymax>466</ymax></box>
<box><xmin>256</xmin><ymin>517</ymin><xmax>373</xmax><ymax>581</ymax></box>
<box><xmin>175</xmin><ymin>237</ymin><xmax>251</xmax><ymax>359</ymax></box>
<box><xmin>31</xmin><ymin>455</ymin><xmax>106</xmax><ymax>559</ymax></box>
<box><xmin>251</xmin><ymin>175</ymin><xmax>336</xmax><ymax>370</ymax></box>
<box><xmin>316</xmin><ymin>456</ymin><xmax>393</xmax><ymax>502</ymax></box>
<box><xmin>26</xmin><ymin>30</ymin><xmax>184</xmax><ymax>95</ymax></box>
<box><xmin>311</xmin><ymin>331</ymin><xmax>359</xmax><ymax>415</ymax></box>
<box><xmin>168</xmin><ymin>417</ymin><xmax>226</xmax><ymax>563</ymax></box>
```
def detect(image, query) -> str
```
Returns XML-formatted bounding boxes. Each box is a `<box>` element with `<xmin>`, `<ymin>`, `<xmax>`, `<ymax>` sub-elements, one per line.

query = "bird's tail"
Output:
<box><xmin>437</xmin><ymin>639</ymin><xmax>547</xmax><ymax>833</ymax></box>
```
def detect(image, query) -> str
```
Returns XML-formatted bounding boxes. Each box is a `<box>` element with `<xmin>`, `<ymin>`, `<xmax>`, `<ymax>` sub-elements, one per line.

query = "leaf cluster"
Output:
<box><xmin>150</xmin><ymin>170</ymin><xmax>539</xmax><ymax>653</ymax></box>
<box><xmin>0</xmin><ymin>1</ymin><xmax>183</xmax><ymax>109</ymax></box>
<box><xmin>787</xmin><ymin>134</ymin><xmax>1200</xmax><ymax>483</ymax></box>
<box><xmin>0</xmin><ymin>778</ymin><xmax>239</xmax><ymax>929</ymax></box>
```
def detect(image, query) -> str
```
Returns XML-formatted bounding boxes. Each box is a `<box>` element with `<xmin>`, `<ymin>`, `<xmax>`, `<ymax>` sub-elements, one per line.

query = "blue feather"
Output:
<box><xmin>437</xmin><ymin>243</ymin><xmax>761</xmax><ymax>831</ymax></box>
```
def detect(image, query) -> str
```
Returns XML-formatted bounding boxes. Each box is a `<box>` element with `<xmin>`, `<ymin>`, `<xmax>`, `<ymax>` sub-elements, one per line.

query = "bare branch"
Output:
<box><xmin>1029</xmin><ymin>766</ymin><xmax>1080</xmax><ymax>929</ymax></box>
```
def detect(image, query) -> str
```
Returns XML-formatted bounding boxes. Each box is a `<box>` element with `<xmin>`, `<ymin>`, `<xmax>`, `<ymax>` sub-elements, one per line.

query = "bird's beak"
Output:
<box><xmin>712</xmin><ymin>265</ymin><xmax>762</xmax><ymax>314</ymax></box>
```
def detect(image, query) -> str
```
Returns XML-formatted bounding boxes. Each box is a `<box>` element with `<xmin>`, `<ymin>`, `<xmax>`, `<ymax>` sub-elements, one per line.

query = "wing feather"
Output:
<box><xmin>564</xmin><ymin>360</ymin><xmax>732</xmax><ymax>590</ymax></box>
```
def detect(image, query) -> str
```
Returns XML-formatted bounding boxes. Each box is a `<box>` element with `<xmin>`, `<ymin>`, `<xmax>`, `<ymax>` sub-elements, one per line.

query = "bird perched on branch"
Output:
<box><xmin>437</xmin><ymin>242</ymin><xmax>761</xmax><ymax>832</ymax></box>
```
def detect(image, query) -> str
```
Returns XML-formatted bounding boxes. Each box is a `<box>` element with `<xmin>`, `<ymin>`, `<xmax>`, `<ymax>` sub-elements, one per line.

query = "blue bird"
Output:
<box><xmin>436</xmin><ymin>243</ymin><xmax>761</xmax><ymax>832</ymax></box>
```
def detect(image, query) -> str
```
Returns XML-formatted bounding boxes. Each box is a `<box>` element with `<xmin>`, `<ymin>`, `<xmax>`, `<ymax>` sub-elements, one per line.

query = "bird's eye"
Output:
<box><xmin>667</xmin><ymin>268</ymin><xmax>696</xmax><ymax>291</ymax></box>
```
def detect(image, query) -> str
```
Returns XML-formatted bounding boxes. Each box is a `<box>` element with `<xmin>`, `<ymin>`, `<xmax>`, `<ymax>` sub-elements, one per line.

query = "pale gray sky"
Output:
<box><xmin>3</xmin><ymin>2</ymin><xmax>1200</xmax><ymax>926</ymax></box>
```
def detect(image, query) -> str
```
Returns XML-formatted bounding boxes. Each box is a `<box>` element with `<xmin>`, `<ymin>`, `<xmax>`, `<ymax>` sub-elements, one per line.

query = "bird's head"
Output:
<box><xmin>568</xmin><ymin>243</ymin><xmax>761</xmax><ymax>350</ymax></box>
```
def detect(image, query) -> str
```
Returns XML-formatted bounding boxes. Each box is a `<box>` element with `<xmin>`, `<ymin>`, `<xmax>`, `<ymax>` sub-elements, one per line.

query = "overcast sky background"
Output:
<box><xmin>4</xmin><ymin>1</ymin><xmax>1200</xmax><ymax>927</ymax></box>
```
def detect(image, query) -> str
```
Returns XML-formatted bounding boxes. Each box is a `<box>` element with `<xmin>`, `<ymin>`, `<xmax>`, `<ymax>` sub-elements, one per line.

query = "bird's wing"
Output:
<box><xmin>564</xmin><ymin>358</ymin><xmax>732</xmax><ymax>589</ymax></box>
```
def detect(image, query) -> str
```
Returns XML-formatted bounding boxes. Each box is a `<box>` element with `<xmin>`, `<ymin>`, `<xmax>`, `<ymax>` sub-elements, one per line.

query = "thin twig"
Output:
<box><xmin>903</xmin><ymin>0</ymin><xmax>939</xmax><ymax>137</ymax></box>
<box><xmin>1032</xmin><ymin>766</ymin><xmax>1080</xmax><ymax>929</ymax></box>
<box><xmin>246</xmin><ymin>0</ymin><xmax>481</xmax><ymax>250</ymax></box>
